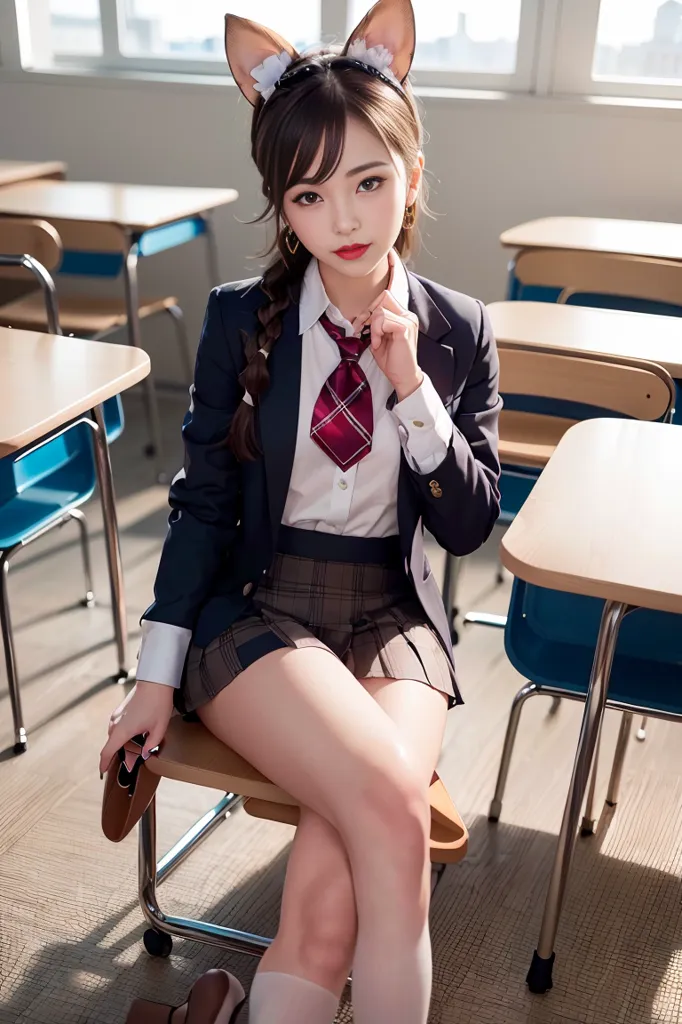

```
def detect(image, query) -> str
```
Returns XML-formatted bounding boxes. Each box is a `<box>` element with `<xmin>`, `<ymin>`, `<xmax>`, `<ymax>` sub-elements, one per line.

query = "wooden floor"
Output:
<box><xmin>1</xmin><ymin>392</ymin><xmax>682</xmax><ymax>1024</ymax></box>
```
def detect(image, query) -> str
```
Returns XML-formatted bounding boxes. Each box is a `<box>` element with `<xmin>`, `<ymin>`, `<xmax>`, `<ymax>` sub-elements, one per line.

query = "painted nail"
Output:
<box><xmin>99</xmin><ymin>771</ymin><xmax>104</xmax><ymax>780</ymax></box>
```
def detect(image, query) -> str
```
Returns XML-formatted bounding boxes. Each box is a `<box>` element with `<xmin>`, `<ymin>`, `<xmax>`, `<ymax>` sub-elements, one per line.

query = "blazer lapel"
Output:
<box><xmin>258</xmin><ymin>302</ymin><xmax>302</xmax><ymax>544</ymax></box>
<box><xmin>407</xmin><ymin>273</ymin><xmax>457</xmax><ymax>403</ymax></box>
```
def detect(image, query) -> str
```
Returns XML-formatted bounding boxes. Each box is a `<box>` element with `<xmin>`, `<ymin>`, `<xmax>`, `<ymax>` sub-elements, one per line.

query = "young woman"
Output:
<box><xmin>104</xmin><ymin>1</ymin><xmax>501</xmax><ymax>1021</ymax></box>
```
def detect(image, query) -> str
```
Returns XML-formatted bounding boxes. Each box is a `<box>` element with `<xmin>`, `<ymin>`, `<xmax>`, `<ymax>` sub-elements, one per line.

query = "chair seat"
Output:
<box><xmin>0</xmin><ymin>292</ymin><xmax>179</xmax><ymax>334</ymax></box>
<box><xmin>148</xmin><ymin>717</ymin><xmax>469</xmax><ymax>864</ymax></box>
<box><xmin>498</xmin><ymin>409</ymin><xmax>577</xmax><ymax>469</ymax></box>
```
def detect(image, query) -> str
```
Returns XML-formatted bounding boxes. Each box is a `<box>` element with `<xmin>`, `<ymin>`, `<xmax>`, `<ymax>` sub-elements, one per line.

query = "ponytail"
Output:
<box><xmin>227</xmin><ymin>232</ymin><xmax>310</xmax><ymax>461</ymax></box>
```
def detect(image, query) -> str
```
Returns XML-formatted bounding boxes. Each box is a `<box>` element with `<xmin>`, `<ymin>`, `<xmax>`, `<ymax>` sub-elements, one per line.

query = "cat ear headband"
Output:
<box><xmin>224</xmin><ymin>0</ymin><xmax>416</xmax><ymax>108</ymax></box>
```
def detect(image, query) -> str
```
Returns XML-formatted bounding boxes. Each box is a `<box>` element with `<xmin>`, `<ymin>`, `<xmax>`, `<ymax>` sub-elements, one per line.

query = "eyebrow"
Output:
<box><xmin>296</xmin><ymin>160</ymin><xmax>391</xmax><ymax>187</ymax></box>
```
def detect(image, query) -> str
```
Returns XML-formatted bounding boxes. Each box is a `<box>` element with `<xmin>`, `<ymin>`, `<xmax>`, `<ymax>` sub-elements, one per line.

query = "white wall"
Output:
<box><xmin>2</xmin><ymin>73</ymin><xmax>682</xmax><ymax>378</ymax></box>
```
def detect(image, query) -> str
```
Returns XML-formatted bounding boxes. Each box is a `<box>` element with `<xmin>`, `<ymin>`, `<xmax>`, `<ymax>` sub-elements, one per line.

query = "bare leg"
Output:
<box><xmin>197</xmin><ymin>650</ymin><xmax>447</xmax><ymax>1024</ymax></box>
<box><xmin>256</xmin><ymin>677</ymin><xmax>447</xmax><ymax>996</ymax></box>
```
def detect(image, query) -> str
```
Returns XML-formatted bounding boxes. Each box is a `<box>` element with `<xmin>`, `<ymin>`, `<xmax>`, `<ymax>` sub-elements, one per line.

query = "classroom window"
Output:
<box><xmin>552</xmin><ymin>0</ymin><xmax>682</xmax><ymax>99</ymax></box>
<box><xmin>14</xmin><ymin>0</ymin><xmax>682</xmax><ymax>100</ymax></box>
<box><xmin>48</xmin><ymin>0</ymin><xmax>102</xmax><ymax>56</ymax></box>
<box><xmin>593</xmin><ymin>0</ymin><xmax>682</xmax><ymax>83</ymax></box>
<box><xmin>348</xmin><ymin>0</ymin><xmax>522</xmax><ymax>74</ymax></box>
<box><xmin>118</xmin><ymin>0</ymin><xmax>321</xmax><ymax>60</ymax></box>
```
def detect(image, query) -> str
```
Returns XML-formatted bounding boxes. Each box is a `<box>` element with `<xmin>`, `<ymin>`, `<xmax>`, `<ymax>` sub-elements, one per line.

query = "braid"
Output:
<box><xmin>227</xmin><ymin>233</ymin><xmax>310</xmax><ymax>461</ymax></box>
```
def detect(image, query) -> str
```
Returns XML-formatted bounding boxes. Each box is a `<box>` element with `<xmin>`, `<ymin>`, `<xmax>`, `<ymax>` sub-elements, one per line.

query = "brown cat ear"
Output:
<box><xmin>343</xmin><ymin>0</ymin><xmax>416</xmax><ymax>84</ymax></box>
<box><xmin>224</xmin><ymin>13</ymin><xmax>300</xmax><ymax>106</ymax></box>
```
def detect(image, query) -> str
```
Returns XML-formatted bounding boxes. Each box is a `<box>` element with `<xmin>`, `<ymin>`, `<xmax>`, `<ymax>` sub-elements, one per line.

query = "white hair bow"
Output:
<box><xmin>249</xmin><ymin>37</ymin><xmax>399</xmax><ymax>103</ymax></box>
<box><xmin>241</xmin><ymin>347</ymin><xmax>269</xmax><ymax>406</ymax></box>
<box><xmin>251</xmin><ymin>50</ymin><xmax>293</xmax><ymax>101</ymax></box>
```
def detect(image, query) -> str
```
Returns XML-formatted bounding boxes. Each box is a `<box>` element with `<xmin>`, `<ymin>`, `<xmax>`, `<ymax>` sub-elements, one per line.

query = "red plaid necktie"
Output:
<box><xmin>310</xmin><ymin>314</ymin><xmax>374</xmax><ymax>470</ymax></box>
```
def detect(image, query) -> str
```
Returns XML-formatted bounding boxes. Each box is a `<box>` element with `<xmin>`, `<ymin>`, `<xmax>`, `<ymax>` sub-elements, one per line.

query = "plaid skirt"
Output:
<box><xmin>181</xmin><ymin>529</ymin><xmax>460</xmax><ymax>715</ymax></box>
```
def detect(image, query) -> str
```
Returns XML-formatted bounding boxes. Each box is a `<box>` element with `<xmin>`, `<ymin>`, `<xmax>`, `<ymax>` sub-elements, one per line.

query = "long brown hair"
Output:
<box><xmin>228</xmin><ymin>52</ymin><xmax>426</xmax><ymax>461</ymax></box>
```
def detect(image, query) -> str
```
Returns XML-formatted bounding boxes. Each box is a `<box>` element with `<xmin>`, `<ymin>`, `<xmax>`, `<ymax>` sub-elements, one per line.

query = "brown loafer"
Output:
<box><xmin>126</xmin><ymin>969</ymin><xmax>246</xmax><ymax>1024</ymax></box>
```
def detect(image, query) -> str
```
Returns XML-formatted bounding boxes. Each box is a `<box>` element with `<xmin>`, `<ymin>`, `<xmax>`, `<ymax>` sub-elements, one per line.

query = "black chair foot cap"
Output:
<box><xmin>526</xmin><ymin>949</ymin><xmax>555</xmax><ymax>993</ymax></box>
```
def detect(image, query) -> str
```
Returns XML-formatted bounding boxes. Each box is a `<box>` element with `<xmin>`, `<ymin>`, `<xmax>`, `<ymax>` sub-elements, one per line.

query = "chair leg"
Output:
<box><xmin>636</xmin><ymin>716</ymin><xmax>648</xmax><ymax>742</ymax></box>
<box><xmin>122</xmin><ymin>241</ymin><xmax>166</xmax><ymax>482</ymax></box>
<box><xmin>164</xmin><ymin>304</ymin><xmax>195</xmax><ymax>385</ymax></box>
<box><xmin>488</xmin><ymin>681</ymin><xmax>540</xmax><ymax>822</ymax></box>
<box><xmin>138</xmin><ymin>794</ymin><xmax>272</xmax><ymax>958</ymax></box>
<box><xmin>580</xmin><ymin>716</ymin><xmax>604</xmax><ymax>836</ymax></box>
<box><xmin>0</xmin><ymin>551</ymin><xmax>27</xmax><ymax>754</ymax></box>
<box><xmin>606</xmin><ymin>712</ymin><xmax>633</xmax><ymax>807</ymax></box>
<box><xmin>527</xmin><ymin>601</ymin><xmax>628</xmax><ymax>995</ymax></box>
<box><xmin>66</xmin><ymin>508</ymin><xmax>95</xmax><ymax>608</ymax></box>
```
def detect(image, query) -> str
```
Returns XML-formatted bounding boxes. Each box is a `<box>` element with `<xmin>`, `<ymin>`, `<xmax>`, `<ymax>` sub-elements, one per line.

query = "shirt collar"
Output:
<box><xmin>298</xmin><ymin>252</ymin><xmax>410</xmax><ymax>335</ymax></box>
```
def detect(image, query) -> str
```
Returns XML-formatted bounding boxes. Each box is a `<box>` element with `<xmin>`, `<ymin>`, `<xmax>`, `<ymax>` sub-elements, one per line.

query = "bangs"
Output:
<box><xmin>278</xmin><ymin>83</ymin><xmax>348</xmax><ymax>193</ymax></box>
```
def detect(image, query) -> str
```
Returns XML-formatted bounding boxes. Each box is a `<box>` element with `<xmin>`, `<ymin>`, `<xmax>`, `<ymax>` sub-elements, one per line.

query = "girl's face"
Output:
<box><xmin>282</xmin><ymin>115</ymin><xmax>423</xmax><ymax>279</ymax></box>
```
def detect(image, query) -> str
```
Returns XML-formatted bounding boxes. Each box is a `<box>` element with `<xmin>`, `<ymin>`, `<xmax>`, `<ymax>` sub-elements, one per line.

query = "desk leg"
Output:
<box><xmin>527</xmin><ymin>600</ymin><xmax>629</xmax><ymax>995</ymax></box>
<box><xmin>123</xmin><ymin>242</ymin><xmax>166</xmax><ymax>481</ymax></box>
<box><xmin>91</xmin><ymin>405</ymin><xmax>129</xmax><ymax>683</ymax></box>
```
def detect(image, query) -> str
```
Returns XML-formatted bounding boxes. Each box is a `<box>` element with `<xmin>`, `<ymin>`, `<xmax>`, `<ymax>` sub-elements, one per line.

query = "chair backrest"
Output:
<box><xmin>498</xmin><ymin>344</ymin><xmax>675</xmax><ymax>422</ymax></box>
<box><xmin>0</xmin><ymin>217</ymin><xmax>63</xmax><ymax>279</ymax></box>
<box><xmin>514</xmin><ymin>247</ymin><xmax>682</xmax><ymax>308</ymax></box>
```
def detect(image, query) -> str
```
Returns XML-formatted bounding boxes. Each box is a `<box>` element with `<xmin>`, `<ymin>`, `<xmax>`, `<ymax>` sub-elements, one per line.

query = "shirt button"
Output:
<box><xmin>338</xmin><ymin>479</ymin><xmax>348</xmax><ymax>490</ymax></box>
<box><xmin>412</xmin><ymin>420</ymin><xmax>424</xmax><ymax>428</ymax></box>
<box><xmin>243</xmin><ymin>582</ymin><xmax>253</xmax><ymax>596</ymax></box>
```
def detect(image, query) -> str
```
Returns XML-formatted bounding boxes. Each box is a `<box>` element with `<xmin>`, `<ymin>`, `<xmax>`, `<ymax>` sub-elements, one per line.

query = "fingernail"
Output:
<box><xmin>99</xmin><ymin>771</ymin><xmax>104</xmax><ymax>780</ymax></box>
<box><xmin>142</xmin><ymin>751</ymin><xmax>151</xmax><ymax>761</ymax></box>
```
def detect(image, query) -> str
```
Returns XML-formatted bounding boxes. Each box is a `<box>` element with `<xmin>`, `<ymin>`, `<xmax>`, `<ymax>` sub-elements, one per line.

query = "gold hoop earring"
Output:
<box><xmin>284</xmin><ymin>227</ymin><xmax>300</xmax><ymax>255</ymax></box>
<box><xmin>402</xmin><ymin>203</ymin><xmax>417</xmax><ymax>230</ymax></box>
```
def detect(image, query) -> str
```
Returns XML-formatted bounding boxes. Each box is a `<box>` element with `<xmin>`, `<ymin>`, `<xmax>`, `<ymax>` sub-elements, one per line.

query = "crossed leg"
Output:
<box><xmin>258</xmin><ymin>675</ymin><xmax>447</xmax><ymax>997</ymax></box>
<box><xmin>198</xmin><ymin>649</ymin><xmax>448</xmax><ymax>1023</ymax></box>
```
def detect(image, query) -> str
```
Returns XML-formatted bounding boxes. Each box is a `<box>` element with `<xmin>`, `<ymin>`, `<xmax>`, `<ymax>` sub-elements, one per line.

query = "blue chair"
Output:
<box><xmin>489</xmin><ymin>578</ymin><xmax>682</xmax><ymax>818</ymax></box>
<box><xmin>0</xmin><ymin>233</ymin><xmax>125</xmax><ymax>753</ymax></box>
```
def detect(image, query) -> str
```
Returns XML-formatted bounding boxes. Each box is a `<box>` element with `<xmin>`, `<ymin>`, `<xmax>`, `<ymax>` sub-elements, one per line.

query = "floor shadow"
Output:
<box><xmin>3</xmin><ymin>804</ymin><xmax>682</xmax><ymax>1024</ymax></box>
<box><xmin>0</xmin><ymin>671</ymin><xmax>123</xmax><ymax>758</ymax></box>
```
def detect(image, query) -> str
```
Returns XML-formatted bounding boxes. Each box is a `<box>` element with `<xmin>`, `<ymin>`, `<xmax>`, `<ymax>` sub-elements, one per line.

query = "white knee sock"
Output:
<box><xmin>248</xmin><ymin>971</ymin><xmax>339</xmax><ymax>1024</ymax></box>
<box><xmin>351</xmin><ymin>920</ymin><xmax>432</xmax><ymax>1024</ymax></box>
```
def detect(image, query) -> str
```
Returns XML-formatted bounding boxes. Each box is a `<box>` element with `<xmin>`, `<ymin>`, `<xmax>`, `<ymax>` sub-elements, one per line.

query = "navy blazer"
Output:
<box><xmin>142</xmin><ymin>271</ymin><xmax>502</xmax><ymax>677</ymax></box>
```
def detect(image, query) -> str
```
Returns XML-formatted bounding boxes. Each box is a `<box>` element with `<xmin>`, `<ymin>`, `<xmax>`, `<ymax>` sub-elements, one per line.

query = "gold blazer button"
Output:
<box><xmin>429</xmin><ymin>479</ymin><xmax>443</xmax><ymax>498</ymax></box>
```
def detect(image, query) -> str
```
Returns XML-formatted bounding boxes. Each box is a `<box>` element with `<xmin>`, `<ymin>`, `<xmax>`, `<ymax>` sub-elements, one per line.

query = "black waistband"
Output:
<box><xmin>277</xmin><ymin>526</ymin><xmax>402</xmax><ymax>566</ymax></box>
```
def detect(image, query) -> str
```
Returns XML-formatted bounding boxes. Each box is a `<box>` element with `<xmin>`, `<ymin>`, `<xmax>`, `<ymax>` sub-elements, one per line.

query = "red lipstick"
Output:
<box><xmin>333</xmin><ymin>243</ymin><xmax>371</xmax><ymax>261</ymax></box>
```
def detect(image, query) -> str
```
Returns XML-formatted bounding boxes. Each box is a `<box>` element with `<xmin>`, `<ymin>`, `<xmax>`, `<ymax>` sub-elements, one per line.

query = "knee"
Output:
<box><xmin>291</xmin><ymin>872</ymin><xmax>357</xmax><ymax>978</ymax></box>
<box><xmin>352</xmin><ymin>765</ymin><xmax>431</xmax><ymax>870</ymax></box>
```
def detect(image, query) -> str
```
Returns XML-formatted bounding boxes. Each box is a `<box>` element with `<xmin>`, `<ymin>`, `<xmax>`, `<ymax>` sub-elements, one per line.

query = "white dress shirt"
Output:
<box><xmin>137</xmin><ymin>254</ymin><xmax>453</xmax><ymax>687</ymax></box>
<box><xmin>283</xmin><ymin>254</ymin><xmax>453</xmax><ymax>536</ymax></box>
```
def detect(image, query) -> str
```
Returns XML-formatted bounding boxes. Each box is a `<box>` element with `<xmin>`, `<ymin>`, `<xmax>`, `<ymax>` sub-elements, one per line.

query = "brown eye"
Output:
<box><xmin>294</xmin><ymin>191</ymin><xmax>320</xmax><ymax>206</ymax></box>
<box><xmin>358</xmin><ymin>176</ymin><xmax>384</xmax><ymax>193</ymax></box>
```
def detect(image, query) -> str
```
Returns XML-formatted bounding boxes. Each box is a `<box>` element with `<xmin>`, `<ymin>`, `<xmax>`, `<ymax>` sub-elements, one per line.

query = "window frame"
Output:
<box><xmin>29</xmin><ymin>0</ymin><xmax>542</xmax><ymax>93</ymax></box>
<box><xmin>552</xmin><ymin>0</ymin><xmax>682</xmax><ymax>100</ymax></box>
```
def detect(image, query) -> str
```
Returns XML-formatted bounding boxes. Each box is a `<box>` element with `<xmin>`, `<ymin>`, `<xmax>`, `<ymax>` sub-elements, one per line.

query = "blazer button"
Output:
<box><xmin>243</xmin><ymin>582</ymin><xmax>253</xmax><ymax>596</ymax></box>
<box><xmin>429</xmin><ymin>479</ymin><xmax>443</xmax><ymax>498</ymax></box>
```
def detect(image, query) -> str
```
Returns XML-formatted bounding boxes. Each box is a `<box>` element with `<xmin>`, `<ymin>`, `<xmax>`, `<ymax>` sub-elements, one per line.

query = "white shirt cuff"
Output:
<box><xmin>392</xmin><ymin>373</ymin><xmax>453</xmax><ymax>474</ymax></box>
<box><xmin>136</xmin><ymin>619</ymin><xmax>192</xmax><ymax>688</ymax></box>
